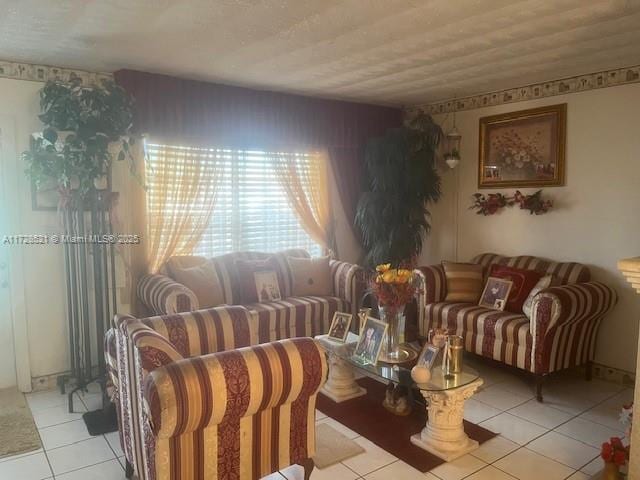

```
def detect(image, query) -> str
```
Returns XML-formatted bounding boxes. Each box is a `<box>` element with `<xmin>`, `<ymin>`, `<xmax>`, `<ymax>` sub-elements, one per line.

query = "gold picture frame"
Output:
<box><xmin>478</xmin><ymin>104</ymin><xmax>566</xmax><ymax>189</ymax></box>
<box><xmin>352</xmin><ymin>316</ymin><xmax>388</xmax><ymax>366</ymax></box>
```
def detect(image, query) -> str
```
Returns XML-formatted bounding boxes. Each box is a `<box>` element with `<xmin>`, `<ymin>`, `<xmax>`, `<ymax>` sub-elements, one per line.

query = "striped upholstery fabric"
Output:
<box><xmin>414</xmin><ymin>265</ymin><xmax>448</xmax><ymax>335</ymax></box>
<box><xmin>111</xmin><ymin>306</ymin><xmax>258</xmax><ymax>479</ymax></box>
<box><xmin>425</xmin><ymin>302</ymin><xmax>533</xmax><ymax>371</ymax></box>
<box><xmin>418</xmin><ymin>254</ymin><xmax>617</xmax><ymax>375</ymax></box>
<box><xmin>138</xmin><ymin>274</ymin><xmax>199</xmax><ymax>315</ymax></box>
<box><xmin>248</xmin><ymin>296</ymin><xmax>347</xmax><ymax>343</ymax></box>
<box><xmin>531</xmin><ymin>282</ymin><xmax>617</xmax><ymax>374</ymax></box>
<box><xmin>143</xmin><ymin>338</ymin><xmax>326</xmax><ymax>480</ymax></box>
<box><xmin>210</xmin><ymin>249</ymin><xmax>310</xmax><ymax>305</ymax></box>
<box><xmin>330</xmin><ymin>260</ymin><xmax>364</xmax><ymax>317</ymax></box>
<box><xmin>472</xmin><ymin>253</ymin><xmax>590</xmax><ymax>285</ymax></box>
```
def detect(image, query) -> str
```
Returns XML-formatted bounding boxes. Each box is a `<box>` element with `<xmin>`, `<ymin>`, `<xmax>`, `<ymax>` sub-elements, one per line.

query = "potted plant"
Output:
<box><xmin>355</xmin><ymin>111</ymin><xmax>443</xmax><ymax>268</ymax></box>
<box><xmin>23</xmin><ymin>73</ymin><xmax>137</xmax><ymax>200</ymax></box>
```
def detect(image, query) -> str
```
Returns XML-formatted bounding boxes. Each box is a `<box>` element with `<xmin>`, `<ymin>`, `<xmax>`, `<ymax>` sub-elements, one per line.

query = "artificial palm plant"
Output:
<box><xmin>355</xmin><ymin>112</ymin><xmax>443</xmax><ymax>268</ymax></box>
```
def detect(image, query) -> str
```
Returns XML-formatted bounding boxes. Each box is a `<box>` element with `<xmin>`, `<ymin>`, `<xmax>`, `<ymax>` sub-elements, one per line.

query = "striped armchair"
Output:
<box><xmin>106</xmin><ymin>307</ymin><xmax>327</xmax><ymax>480</ymax></box>
<box><xmin>138</xmin><ymin>249</ymin><xmax>365</xmax><ymax>337</ymax></box>
<box><xmin>416</xmin><ymin>253</ymin><xmax>617</xmax><ymax>401</ymax></box>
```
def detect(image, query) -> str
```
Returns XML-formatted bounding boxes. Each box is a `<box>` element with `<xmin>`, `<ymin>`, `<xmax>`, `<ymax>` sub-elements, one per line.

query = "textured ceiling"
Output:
<box><xmin>1</xmin><ymin>0</ymin><xmax>640</xmax><ymax>106</ymax></box>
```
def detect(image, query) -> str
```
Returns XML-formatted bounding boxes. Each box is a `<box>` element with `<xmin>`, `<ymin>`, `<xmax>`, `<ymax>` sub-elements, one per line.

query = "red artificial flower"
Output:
<box><xmin>613</xmin><ymin>450</ymin><xmax>626</xmax><ymax>466</ymax></box>
<box><xmin>601</xmin><ymin>442</ymin><xmax>613</xmax><ymax>462</ymax></box>
<box><xmin>610</xmin><ymin>437</ymin><xmax>624</xmax><ymax>450</ymax></box>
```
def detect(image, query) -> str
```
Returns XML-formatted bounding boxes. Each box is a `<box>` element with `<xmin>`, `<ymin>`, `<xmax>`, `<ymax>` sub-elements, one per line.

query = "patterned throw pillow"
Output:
<box><xmin>522</xmin><ymin>275</ymin><xmax>556</xmax><ymax>319</ymax></box>
<box><xmin>488</xmin><ymin>264</ymin><xmax>544</xmax><ymax>314</ymax></box>
<box><xmin>442</xmin><ymin>261</ymin><xmax>484</xmax><ymax>303</ymax></box>
<box><xmin>235</xmin><ymin>257</ymin><xmax>285</xmax><ymax>304</ymax></box>
<box><xmin>288</xmin><ymin>256</ymin><xmax>332</xmax><ymax>297</ymax></box>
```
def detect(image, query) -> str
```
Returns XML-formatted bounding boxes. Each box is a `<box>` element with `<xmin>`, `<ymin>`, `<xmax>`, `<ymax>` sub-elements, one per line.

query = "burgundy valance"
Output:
<box><xmin>114</xmin><ymin>69</ymin><xmax>403</xmax><ymax>239</ymax></box>
<box><xmin>114</xmin><ymin>69</ymin><xmax>402</xmax><ymax>150</ymax></box>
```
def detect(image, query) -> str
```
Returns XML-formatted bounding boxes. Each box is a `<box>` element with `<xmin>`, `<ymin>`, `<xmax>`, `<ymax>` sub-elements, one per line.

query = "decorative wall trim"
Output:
<box><xmin>0</xmin><ymin>60</ymin><xmax>112</xmax><ymax>85</ymax></box>
<box><xmin>410</xmin><ymin>65</ymin><xmax>640</xmax><ymax>115</ymax></box>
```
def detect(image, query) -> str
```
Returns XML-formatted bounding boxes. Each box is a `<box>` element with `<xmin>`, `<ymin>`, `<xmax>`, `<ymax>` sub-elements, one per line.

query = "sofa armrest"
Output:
<box><xmin>143</xmin><ymin>337</ymin><xmax>327</xmax><ymax>438</ymax></box>
<box><xmin>104</xmin><ymin>328</ymin><xmax>119</xmax><ymax>403</ymax></box>
<box><xmin>137</xmin><ymin>274</ymin><xmax>199</xmax><ymax>315</ymax></box>
<box><xmin>330</xmin><ymin>260</ymin><xmax>365</xmax><ymax>315</ymax></box>
<box><xmin>414</xmin><ymin>265</ymin><xmax>447</xmax><ymax>305</ymax></box>
<box><xmin>530</xmin><ymin>281</ymin><xmax>617</xmax><ymax>373</ymax></box>
<box><xmin>414</xmin><ymin>265</ymin><xmax>447</xmax><ymax>336</ymax></box>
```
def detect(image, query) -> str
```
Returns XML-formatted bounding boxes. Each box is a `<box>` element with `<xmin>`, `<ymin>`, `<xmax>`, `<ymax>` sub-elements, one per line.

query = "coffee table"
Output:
<box><xmin>316</xmin><ymin>333</ymin><xmax>483</xmax><ymax>462</ymax></box>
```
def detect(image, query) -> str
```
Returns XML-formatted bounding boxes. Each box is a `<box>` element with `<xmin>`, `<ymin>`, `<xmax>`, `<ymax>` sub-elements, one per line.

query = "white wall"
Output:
<box><xmin>419</xmin><ymin>82</ymin><xmax>640</xmax><ymax>373</ymax></box>
<box><xmin>0</xmin><ymin>78</ymin><xmax>69</xmax><ymax>380</ymax></box>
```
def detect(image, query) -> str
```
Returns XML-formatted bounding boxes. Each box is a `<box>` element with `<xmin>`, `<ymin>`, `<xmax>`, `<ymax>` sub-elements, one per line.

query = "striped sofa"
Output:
<box><xmin>106</xmin><ymin>307</ymin><xmax>327</xmax><ymax>480</ymax></box>
<box><xmin>416</xmin><ymin>253</ymin><xmax>617</xmax><ymax>401</ymax></box>
<box><xmin>137</xmin><ymin>249</ymin><xmax>364</xmax><ymax>339</ymax></box>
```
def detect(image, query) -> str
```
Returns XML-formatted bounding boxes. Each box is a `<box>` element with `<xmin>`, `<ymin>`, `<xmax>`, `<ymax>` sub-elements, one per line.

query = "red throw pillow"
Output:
<box><xmin>488</xmin><ymin>264</ymin><xmax>544</xmax><ymax>314</ymax></box>
<box><xmin>235</xmin><ymin>257</ymin><xmax>285</xmax><ymax>304</ymax></box>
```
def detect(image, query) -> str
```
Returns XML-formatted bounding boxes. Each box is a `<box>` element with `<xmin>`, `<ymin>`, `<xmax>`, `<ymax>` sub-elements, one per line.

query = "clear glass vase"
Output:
<box><xmin>378</xmin><ymin>304</ymin><xmax>405</xmax><ymax>363</ymax></box>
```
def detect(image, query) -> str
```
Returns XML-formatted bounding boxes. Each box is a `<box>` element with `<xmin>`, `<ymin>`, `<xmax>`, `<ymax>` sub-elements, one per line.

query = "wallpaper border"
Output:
<box><xmin>410</xmin><ymin>65</ymin><xmax>640</xmax><ymax>115</ymax></box>
<box><xmin>0</xmin><ymin>60</ymin><xmax>112</xmax><ymax>85</ymax></box>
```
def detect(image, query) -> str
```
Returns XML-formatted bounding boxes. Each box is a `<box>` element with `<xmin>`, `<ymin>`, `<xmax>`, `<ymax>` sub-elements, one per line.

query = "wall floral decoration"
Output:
<box><xmin>470</xmin><ymin>190</ymin><xmax>553</xmax><ymax>216</ymax></box>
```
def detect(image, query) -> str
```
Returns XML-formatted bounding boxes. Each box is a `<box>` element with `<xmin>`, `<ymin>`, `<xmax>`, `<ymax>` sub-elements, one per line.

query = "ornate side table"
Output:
<box><xmin>410</xmin><ymin>366</ymin><xmax>483</xmax><ymax>461</ymax></box>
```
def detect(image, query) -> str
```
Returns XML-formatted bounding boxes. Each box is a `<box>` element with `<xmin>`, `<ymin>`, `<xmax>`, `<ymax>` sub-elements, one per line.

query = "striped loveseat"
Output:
<box><xmin>105</xmin><ymin>307</ymin><xmax>327</xmax><ymax>480</ymax></box>
<box><xmin>137</xmin><ymin>249</ymin><xmax>364</xmax><ymax>340</ymax></box>
<box><xmin>416</xmin><ymin>253</ymin><xmax>617</xmax><ymax>401</ymax></box>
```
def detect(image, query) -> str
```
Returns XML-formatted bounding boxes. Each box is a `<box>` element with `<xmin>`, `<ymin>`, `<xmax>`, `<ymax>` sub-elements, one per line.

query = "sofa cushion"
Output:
<box><xmin>247</xmin><ymin>295</ymin><xmax>347</xmax><ymax>343</ymax></box>
<box><xmin>166</xmin><ymin>258</ymin><xmax>225</xmax><ymax>309</ymax></box>
<box><xmin>472</xmin><ymin>253</ymin><xmax>590</xmax><ymax>285</ymax></box>
<box><xmin>442</xmin><ymin>261</ymin><xmax>484</xmax><ymax>303</ymax></box>
<box><xmin>425</xmin><ymin>301</ymin><xmax>533</xmax><ymax>370</ymax></box>
<box><xmin>235</xmin><ymin>257</ymin><xmax>286</xmax><ymax>303</ymax></box>
<box><xmin>522</xmin><ymin>275</ymin><xmax>556</xmax><ymax>319</ymax></box>
<box><xmin>210</xmin><ymin>249</ymin><xmax>310</xmax><ymax>304</ymax></box>
<box><xmin>288</xmin><ymin>256</ymin><xmax>333</xmax><ymax>297</ymax></box>
<box><xmin>488</xmin><ymin>264</ymin><xmax>544</xmax><ymax>313</ymax></box>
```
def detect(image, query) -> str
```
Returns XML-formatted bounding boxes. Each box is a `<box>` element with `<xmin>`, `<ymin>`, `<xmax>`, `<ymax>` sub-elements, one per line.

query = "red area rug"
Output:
<box><xmin>316</xmin><ymin>377</ymin><xmax>497</xmax><ymax>472</ymax></box>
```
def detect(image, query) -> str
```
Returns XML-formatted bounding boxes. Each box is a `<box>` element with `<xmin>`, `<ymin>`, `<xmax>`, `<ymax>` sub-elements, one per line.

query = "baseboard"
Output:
<box><xmin>591</xmin><ymin>363</ymin><xmax>635</xmax><ymax>387</ymax></box>
<box><xmin>31</xmin><ymin>371</ymin><xmax>69</xmax><ymax>392</ymax></box>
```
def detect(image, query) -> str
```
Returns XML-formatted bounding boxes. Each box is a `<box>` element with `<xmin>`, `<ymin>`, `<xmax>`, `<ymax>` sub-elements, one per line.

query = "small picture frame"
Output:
<box><xmin>418</xmin><ymin>344</ymin><xmax>441</xmax><ymax>369</ymax></box>
<box><xmin>327</xmin><ymin>312</ymin><xmax>352</xmax><ymax>343</ymax></box>
<box><xmin>352</xmin><ymin>316</ymin><xmax>388</xmax><ymax>366</ymax></box>
<box><xmin>479</xmin><ymin>277</ymin><xmax>513</xmax><ymax>311</ymax></box>
<box><xmin>254</xmin><ymin>271</ymin><xmax>282</xmax><ymax>302</ymax></box>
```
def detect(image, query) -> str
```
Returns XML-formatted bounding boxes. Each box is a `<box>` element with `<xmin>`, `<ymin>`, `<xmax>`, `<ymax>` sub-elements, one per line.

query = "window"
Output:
<box><xmin>146</xmin><ymin>143</ymin><xmax>322</xmax><ymax>257</ymax></box>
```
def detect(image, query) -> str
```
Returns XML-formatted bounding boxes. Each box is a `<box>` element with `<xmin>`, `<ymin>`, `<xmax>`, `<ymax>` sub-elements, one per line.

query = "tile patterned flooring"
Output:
<box><xmin>2</xmin><ymin>358</ymin><xmax>632</xmax><ymax>479</ymax></box>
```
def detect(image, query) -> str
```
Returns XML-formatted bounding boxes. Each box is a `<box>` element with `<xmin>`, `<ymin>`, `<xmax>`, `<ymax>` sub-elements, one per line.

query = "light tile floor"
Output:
<box><xmin>3</xmin><ymin>358</ymin><xmax>632</xmax><ymax>479</ymax></box>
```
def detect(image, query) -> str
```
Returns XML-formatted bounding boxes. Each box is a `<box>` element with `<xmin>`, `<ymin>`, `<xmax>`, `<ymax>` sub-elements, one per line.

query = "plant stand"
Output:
<box><xmin>57</xmin><ymin>189</ymin><xmax>118</xmax><ymax>435</ymax></box>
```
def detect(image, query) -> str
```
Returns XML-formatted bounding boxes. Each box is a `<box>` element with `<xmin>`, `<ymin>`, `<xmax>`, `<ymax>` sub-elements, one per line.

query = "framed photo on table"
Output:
<box><xmin>327</xmin><ymin>312</ymin><xmax>352</xmax><ymax>343</ymax></box>
<box><xmin>417</xmin><ymin>344</ymin><xmax>441</xmax><ymax>369</ymax></box>
<box><xmin>478</xmin><ymin>103</ymin><xmax>566</xmax><ymax>188</ymax></box>
<box><xmin>479</xmin><ymin>277</ymin><xmax>513</xmax><ymax>311</ymax></box>
<box><xmin>352</xmin><ymin>316</ymin><xmax>387</xmax><ymax>366</ymax></box>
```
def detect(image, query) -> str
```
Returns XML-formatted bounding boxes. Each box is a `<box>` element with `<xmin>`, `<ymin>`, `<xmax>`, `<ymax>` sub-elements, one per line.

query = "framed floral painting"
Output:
<box><xmin>478</xmin><ymin>104</ymin><xmax>566</xmax><ymax>188</ymax></box>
